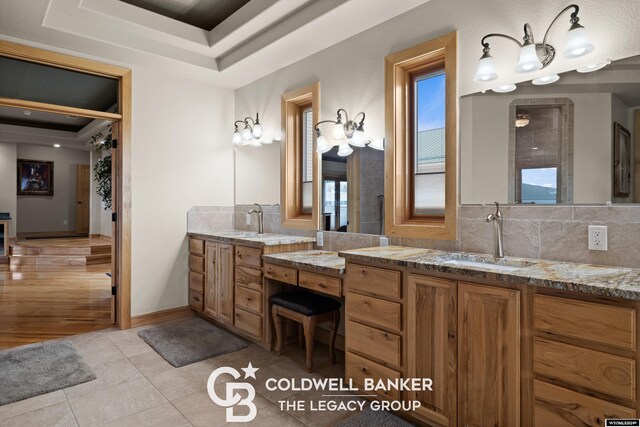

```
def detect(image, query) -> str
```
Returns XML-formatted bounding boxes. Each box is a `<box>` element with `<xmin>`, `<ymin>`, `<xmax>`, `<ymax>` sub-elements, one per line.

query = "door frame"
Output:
<box><xmin>0</xmin><ymin>40</ymin><xmax>133</xmax><ymax>329</ymax></box>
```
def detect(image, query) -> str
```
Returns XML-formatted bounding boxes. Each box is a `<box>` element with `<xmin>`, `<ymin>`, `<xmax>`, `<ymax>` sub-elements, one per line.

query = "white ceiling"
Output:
<box><xmin>0</xmin><ymin>0</ymin><xmax>430</xmax><ymax>88</ymax></box>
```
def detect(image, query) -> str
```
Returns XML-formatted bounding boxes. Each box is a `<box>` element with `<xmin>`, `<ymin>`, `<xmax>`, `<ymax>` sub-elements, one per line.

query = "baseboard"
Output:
<box><xmin>131</xmin><ymin>306</ymin><xmax>193</xmax><ymax>328</ymax></box>
<box><xmin>90</xmin><ymin>234</ymin><xmax>112</xmax><ymax>239</ymax></box>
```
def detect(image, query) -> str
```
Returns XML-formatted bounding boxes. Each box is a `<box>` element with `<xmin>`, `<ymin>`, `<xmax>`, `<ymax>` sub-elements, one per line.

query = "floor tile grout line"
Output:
<box><xmin>61</xmin><ymin>390</ymin><xmax>81</xmax><ymax>427</ymax></box>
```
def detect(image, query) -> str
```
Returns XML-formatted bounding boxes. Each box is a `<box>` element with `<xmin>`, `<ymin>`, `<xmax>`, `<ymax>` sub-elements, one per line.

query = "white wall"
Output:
<box><xmin>460</xmin><ymin>92</ymin><xmax>612</xmax><ymax>204</ymax></box>
<box><xmin>234</xmin><ymin>0</ymin><xmax>640</xmax><ymax>204</ymax></box>
<box><xmin>0</xmin><ymin>143</ymin><xmax>17</xmax><ymax>237</ymax></box>
<box><xmin>15</xmin><ymin>145</ymin><xmax>90</xmax><ymax>233</ymax></box>
<box><xmin>130</xmin><ymin>67</ymin><xmax>234</xmax><ymax>316</ymax></box>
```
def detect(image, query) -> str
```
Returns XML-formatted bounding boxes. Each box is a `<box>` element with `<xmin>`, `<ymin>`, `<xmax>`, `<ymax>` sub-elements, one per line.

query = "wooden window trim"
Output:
<box><xmin>384</xmin><ymin>32</ymin><xmax>457</xmax><ymax>240</ymax></box>
<box><xmin>281</xmin><ymin>82</ymin><xmax>320</xmax><ymax>230</ymax></box>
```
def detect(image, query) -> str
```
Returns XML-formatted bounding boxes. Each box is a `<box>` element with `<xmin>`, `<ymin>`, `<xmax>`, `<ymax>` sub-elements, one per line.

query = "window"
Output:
<box><xmin>281</xmin><ymin>83</ymin><xmax>320</xmax><ymax>230</ymax></box>
<box><xmin>385</xmin><ymin>32</ymin><xmax>457</xmax><ymax>240</ymax></box>
<box><xmin>521</xmin><ymin>167</ymin><xmax>558</xmax><ymax>204</ymax></box>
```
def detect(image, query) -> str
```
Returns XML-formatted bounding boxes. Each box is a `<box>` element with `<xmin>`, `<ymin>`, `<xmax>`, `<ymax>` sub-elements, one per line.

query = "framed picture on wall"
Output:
<box><xmin>613</xmin><ymin>122</ymin><xmax>632</xmax><ymax>197</ymax></box>
<box><xmin>17</xmin><ymin>159</ymin><xmax>54</xmax><ymax>196</ymax></box>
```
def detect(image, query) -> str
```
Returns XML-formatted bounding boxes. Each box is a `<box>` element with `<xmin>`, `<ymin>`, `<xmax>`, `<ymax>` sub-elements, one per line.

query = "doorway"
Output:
<box><xmin>0</xmin><ymin>40</ymin><xmax>132</xmax><ymax>335</ymax></box>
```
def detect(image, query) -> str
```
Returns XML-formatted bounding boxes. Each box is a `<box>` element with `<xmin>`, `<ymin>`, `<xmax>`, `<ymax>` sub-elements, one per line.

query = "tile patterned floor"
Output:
<box><xmin>0</xmin><ymin>320</ymin><xmax>354</xmax><ymax>427</ymax></box>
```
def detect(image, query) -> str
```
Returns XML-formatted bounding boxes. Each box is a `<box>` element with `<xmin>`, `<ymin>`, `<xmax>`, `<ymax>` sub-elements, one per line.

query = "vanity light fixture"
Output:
<box><xmin>492</xmin><ymin>84</ymin><xmax>517</xmax><ymax>93</ymax></box>
<box><xmin>474</xmin><ymin>4</ymin><xmax>594</xmax><ymax>82</ymax></box>
<box><xmin>532</xmin><ymin>74</ymin><xmax>560</xmax><ymax>85</ymax></box>
<box><xmin>577</xmin><ymin>59</ymin><xmax>611</xmax><ymax>73</ymax></box>
<box><xmin>232</xmin><ymin>113</ymin><xmax>270</xmax><ymax>146</ymax></box>
<box><xmin>314</xmin><ymin>108</ymin><xmax>382</xmax><ymax>155</ymax></box>
<box><xmin>368</xmin><ymin>137</ymin><xmax>385</xmax><ymax>151</ymax></box>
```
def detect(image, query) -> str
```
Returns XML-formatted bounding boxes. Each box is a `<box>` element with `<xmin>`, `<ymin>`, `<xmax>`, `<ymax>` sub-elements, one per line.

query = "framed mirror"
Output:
<box><xmin>461</xmin><ymin>54</ymin><xmax>640</xmax><ymax>205</ymax></box>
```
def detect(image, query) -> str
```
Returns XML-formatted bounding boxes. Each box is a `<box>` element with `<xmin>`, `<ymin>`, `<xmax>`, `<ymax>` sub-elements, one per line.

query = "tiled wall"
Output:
<box><xmin>188</xmin><ymin>204</ymin><xmax>640</xmax><ymax>268</ymax></box>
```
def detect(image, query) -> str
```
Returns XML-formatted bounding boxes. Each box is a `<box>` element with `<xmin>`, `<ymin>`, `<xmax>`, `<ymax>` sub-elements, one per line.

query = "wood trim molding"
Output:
<box><xmin>131</xmin><ymin>306</ymin><xmax>193</xmax><ymax>328</ymax></box>
<box><xmin>635</xmin><ymin>110</ymin><xmax>640</xmax><ymax>202</ymax></box>
<box><xmin>0</xmin><ymin>40</ymin><xmax>133</xmax><ymax>330</ymax></box>
<box><xmin>384</xmin><ymin>32</ymin><xmax>458</xmax><ymax>240</ymax></box>
<box><xmin>281</xmin><ymin>82</ymin><xmax>321</xmax><ymax>230</ymax></box>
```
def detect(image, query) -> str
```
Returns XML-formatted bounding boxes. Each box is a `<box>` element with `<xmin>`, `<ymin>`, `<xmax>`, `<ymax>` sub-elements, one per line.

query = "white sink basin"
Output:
<box><xmin>444</xmin><ymin>259</ymin><xmax>523</xmax><ymax>273</ymax></box>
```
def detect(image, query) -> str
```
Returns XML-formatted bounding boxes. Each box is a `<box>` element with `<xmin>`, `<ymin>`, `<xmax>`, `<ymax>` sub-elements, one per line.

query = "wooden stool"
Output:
<box><xmin>271</xmin><ymin>291</ymin><xmax>341</xmax><ymax>372</ymax></box>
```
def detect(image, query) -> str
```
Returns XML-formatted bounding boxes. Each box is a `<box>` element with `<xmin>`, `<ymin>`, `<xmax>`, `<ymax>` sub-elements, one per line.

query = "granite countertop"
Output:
<box><xmin>262</xmin><ymin>250</ymin><xmax>346</xmax><ymax>275</ymax></box>
<box><xmin>338</xmin><ymin>245</ymin><xmax>640</xmax><ymax>300</ymax></box>
<box><xmin>188</xmin><ymin>231</ymin><xmax>315</xmax><ymax>248</ymax></box>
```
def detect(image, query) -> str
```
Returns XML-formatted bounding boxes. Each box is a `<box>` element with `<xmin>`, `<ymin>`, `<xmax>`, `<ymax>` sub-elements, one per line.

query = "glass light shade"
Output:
<box><xmin>564</xmin><ymin>26</ymin><xmax>594</xmax><ymax>58</ymax></box>
<box><xmin>332</xmin><ymin>122</ymin><xmax>346</xmax><ymax>140</ymax></box>
<box><xmin>249</xmin><ymin>139</ymin><xmax>262</xmax><ymax>147</ymax></box>
<box><xmin>491</xmin><ymin>84</ymin><xmax>517</xmax><ymax>93</ymax></box>
<box><xmin>348</xmin><ymin>129</ymin><xmax>367</xmax><ymax>147</ymax></box>
<box><xmin>577</xmin><ymin>60</ymin><xmax>610</xmax><ymax>73</ymax></box>
<box><xmin>368</xmin><ymin>137</ymin><xmax>384</xmax><ymax>151</ymax></box>
<box><xmin>515</xmin><ymin>44</ymin><xmax>543</xmax><ymax>73</ymax></box>
<box><xmin>532</xmin><ymin>74</ymin><xmax>560</xmax><ymax>85</ymax></box>
<box><xmin>241</xmin><ymin>127</ymin><xmax>253</xmax><ymax>141</ymax></box>
<box><xmin>252</xmin><ymin>124</ymin><xmax>263</xmax><ymax>139</ymax></box>
<box><xmin>316</xmin><ymin>135</ymin><xmax>332</xmax><ymax>153</ymax></box>
<box><xmin>337</xmin><ymin>141</ymin><xmax>353</xmax><ymax>157</ymax></box>
<box><xmin>473</xmin><ymin>56</ymin><xmax>498</xmax><ymax>82</ymax></box>
<box><xmin>232</xmin><ymin>131</ymin><xmax>242</xmax><ymax>145</ymax></box>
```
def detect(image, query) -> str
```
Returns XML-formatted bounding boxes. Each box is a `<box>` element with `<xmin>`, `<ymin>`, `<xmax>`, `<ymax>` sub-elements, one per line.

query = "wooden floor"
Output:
<box><xmin>0</xmin><ymin>236</ymin><xmax>113</xmax><ymax>349</ymax></box>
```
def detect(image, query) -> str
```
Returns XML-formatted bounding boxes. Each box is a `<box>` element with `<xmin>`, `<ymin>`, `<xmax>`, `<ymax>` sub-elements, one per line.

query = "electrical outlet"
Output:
<box><xmin>316</xmin><ymin>232</ymin><xmax>324</xmax><ymax>247</ymax></box>
<box><xmin>245</xmin><ymin>213</ymin><xmax>251</xmax><ymax>226</ymax></box>
<box><xmin>63</xmin><ymin>220</ymin><xmax>68</xmax><ymax>225</ymax></box>
<box><xmin>380</xmin><ymin>236</ymin><xmax>389</xmax><ymax>246</ymax></box>
<box><xmin>588</xmin><ymin>225</ymin><xmax>608</xmax><ymax>251</ymax></box>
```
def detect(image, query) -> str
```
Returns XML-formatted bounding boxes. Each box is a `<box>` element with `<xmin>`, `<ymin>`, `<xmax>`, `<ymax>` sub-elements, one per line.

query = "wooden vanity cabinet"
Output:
<box><xmin>204</xmin><ymin>241</ymin><xmax>234</xmax><ymax>325</ymax></box>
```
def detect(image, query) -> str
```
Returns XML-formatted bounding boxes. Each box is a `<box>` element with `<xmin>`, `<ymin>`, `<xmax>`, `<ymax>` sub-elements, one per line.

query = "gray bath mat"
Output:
<box><xmin>0</xmin><ymin>341</ymin><xmax>96</xmax><ymax>406</ymax></box>
<box><xmin>337</xmin><ymin>408</ymin><xmax>416</xmax><ymax>426</ymax></box>
<box><xmin>137</xmin><ymin>317</ymin><xmax>248</xmax><ymax>367</ymax></box>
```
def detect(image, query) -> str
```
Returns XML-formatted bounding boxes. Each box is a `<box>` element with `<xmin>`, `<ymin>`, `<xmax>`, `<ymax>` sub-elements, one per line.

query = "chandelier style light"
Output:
<box><xmin>473</xmin><ymin>4</ymin><xmax>596</xmax><ymax>89</ymax></box>
<box><xmin>232</xmin><ymin>113</ymin><xmax>272</xmax><ymax>146</ymax></box>
<box><xmin>314</xmin><ymin>109</ymin><xmax>383</xmax><ymax>157</ymax></box>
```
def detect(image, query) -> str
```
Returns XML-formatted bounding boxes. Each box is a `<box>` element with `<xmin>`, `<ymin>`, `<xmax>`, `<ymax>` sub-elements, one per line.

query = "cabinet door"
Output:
<box><xmin>458</xmin><ymin>282</ymin><xmax>520</xmax><ymax>427</ymax></box>
<box><xmin>204</xmin><ymin>241</ymin><xmax>218</xmax><ymax>319</ymax></box>
<box><xmin>407</xmin><ymin>275</ymin><xmax>457</xmax><ymax>427</ymax></box>
<box><xmin>216</xmin><ymin>243</ymin><xmax>235</xmax><ymax>325</ymax></box>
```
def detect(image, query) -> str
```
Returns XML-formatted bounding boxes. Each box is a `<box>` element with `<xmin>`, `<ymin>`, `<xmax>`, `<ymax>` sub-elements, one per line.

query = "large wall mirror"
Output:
<box><xmin>461</xmin><ymin>54</ymin><xmax>640</xmax><ymax>205</ymax></box>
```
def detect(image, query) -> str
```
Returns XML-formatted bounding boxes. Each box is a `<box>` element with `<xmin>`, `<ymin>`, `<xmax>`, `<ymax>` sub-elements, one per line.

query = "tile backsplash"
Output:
<box><xmin>188</xmin><ymin>204</ymin><xmax>640</xmax><ymax>268</ymax></box>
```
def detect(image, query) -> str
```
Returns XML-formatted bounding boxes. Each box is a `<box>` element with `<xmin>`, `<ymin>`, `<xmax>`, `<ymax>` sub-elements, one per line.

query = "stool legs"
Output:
<box><xmin>302</xmin><ymin>316</ymin><xmax>317</xmax><ymax>372</ymax></box>
<box><xmin>272</xmin><ymin>305</ymin><xmax>283</xmax><ymax>356</ymax></box>
<box><xmin>330</xmin><ymin>309</ymin><xmax>340</xmax><ymax>364</ymax></box>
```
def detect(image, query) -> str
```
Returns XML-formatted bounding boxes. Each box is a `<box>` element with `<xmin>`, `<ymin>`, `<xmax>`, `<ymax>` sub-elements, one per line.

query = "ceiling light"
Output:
<box><xmin>515</xmin><ymin>113</ymin><xmax>531</xmax><ymax>127</ymax></box>
<box><xmin>22</xmin><ymin>110</ymin><xmax>32</xmax><ymax>116</ymax></box>
<box><xmin>65</xmin><ymin>115</ymin><xmax>79</xmax><ymax>120</ymax></box>
<box><xmin>532</xmin><ymin>74</ymin><xmax>560</xmax><ymax>85</ymax></box>
<box><xmin>475</xmin><ymin>4</ymin><xmax>594</xmax><ymax>81</ymax></box>
<box><xmin>577</xmin><ymin>60</ymin><xmax>611</xmax><ymax>73</ymax></box>
<box><xmin>53</xmin><ymin>144</ymin><xmax>61</xmax><ymax>148</ymax></box>
<box><xmin>492</xmin><ymin>84</ymin><xmax>517</xmax><ymax>93</ymax></box>
<box><xmin>232</xmin><ymin>113</ymin><xmax>268</xmax><ymax>147</ymax></box>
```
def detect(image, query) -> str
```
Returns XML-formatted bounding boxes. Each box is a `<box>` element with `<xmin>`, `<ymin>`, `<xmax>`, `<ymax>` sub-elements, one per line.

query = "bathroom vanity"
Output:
<box><xmin>339</xmin><ymin>246</ymin><xmax>640</xmax><ymax>427</ymax></box>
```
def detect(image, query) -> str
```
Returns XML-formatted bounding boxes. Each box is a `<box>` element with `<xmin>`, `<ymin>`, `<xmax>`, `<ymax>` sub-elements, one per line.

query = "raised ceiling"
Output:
<box><xmin>119</xmin><ymin>0</ymin><xmax>251</xmax><ymax>30</ymax></box>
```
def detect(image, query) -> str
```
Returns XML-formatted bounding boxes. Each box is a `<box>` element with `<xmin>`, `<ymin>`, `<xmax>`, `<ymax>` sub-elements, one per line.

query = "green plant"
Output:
<box><xmin>90</xmin><ymin>126</ymin><xmax>113</xmax><ymax>210</ymax></box>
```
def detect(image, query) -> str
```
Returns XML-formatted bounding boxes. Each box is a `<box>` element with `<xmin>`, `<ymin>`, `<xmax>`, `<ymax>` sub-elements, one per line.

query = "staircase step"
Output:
<box><xmin>10</xmin><ymin>246</ymin><xmax>91</xmax><ymax>256</ymax></box>
<box><xmin>10</xmin><ymin>255</ymin><xmax>87</xmax><ymax>266</ymax></box>
<box><xmin>86</xmin><ymin>254</ymin><xmax>111</xmax><ymax>265</ymax></box>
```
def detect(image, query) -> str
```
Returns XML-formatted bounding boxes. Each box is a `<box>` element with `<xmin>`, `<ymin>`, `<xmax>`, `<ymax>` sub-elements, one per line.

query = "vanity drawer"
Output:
<box><xmin>347</xmin><ymin>292</ymin><xmax>401</xmax><ymax>332</ymax></box>
<box><xmin>534</xmin><ymin>337</ymin><xmax>636</xmax><ymax>401</ymax></box>
<box><xmin>299</xmin><ymin>271</ymin><xmax>341</xmax><ymax>297</ymax></box>
<box><xmin>236</xmin><ymin>266</ymin><xmax>263</xmax><ymax>291</ymax></box>
<box><xmin>346</xmin><ymin>351</ymin><xmax>401</xmax><ymax>401</ymax></box>
<box><xmin>264</xmin><ymin>263</ymin><xmax>298</xmax><ymax>285</ymax></box>
<box><xmin>346</xmin><ymin>264</ymin><xmax>401</xmax><ymax>299</ymax></box>
<box><xmin>534</xmin><ymin>295</ymin><xmax>636</xmax><ymax>350</ymax></box>
<box><xmin>235</xmin><ymin>285</ymin><xmax>262</xmax><ymax>315</ymax></box>
<box><xmin>534</xmin><ymin>380</ymin><xmax>636</xmax><ymax>427</ymax></box>
<box><xmin>189</xmin><ymin>271</ymin><xmax>204</xmax><ymax>293</ymax></box>
<box><xmin>189</xmin><ymin>290</ymin><xmax>204</xmax><ymax>311</ymax></box>
<box><xmin>189</xmin><ymin>254</ymin><xmax>205</xmax><ymax>273</ymax></box>
<box><xmin>235</xmin><ymin>308</ymin><xmax>262</xmax><ymax>339</ymax></box>
<box><xmin>346</xmin><ymin>320</ymin><xmax>401</xmax><ymax>367</ymax></box>
<box><xmin>235</xmin><ymin>246</ymin><xmax>262</xmax><ymax>269</ymax></box>
<box><xmin>189</xmin><ymin>238</ymin><xmax>204</xmax><ymax>255</ymax></box>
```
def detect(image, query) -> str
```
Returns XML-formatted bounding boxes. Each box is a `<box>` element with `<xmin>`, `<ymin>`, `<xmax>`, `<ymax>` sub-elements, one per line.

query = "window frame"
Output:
<box><xmin>281</xmin><ymin>82</ymin><xmax>321</xmax><ymax>230</ymax></box>
<box><xmin>384</xmin><ymin>32</ymin><xmax>457</xmax><ymax>239</ymax></box>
